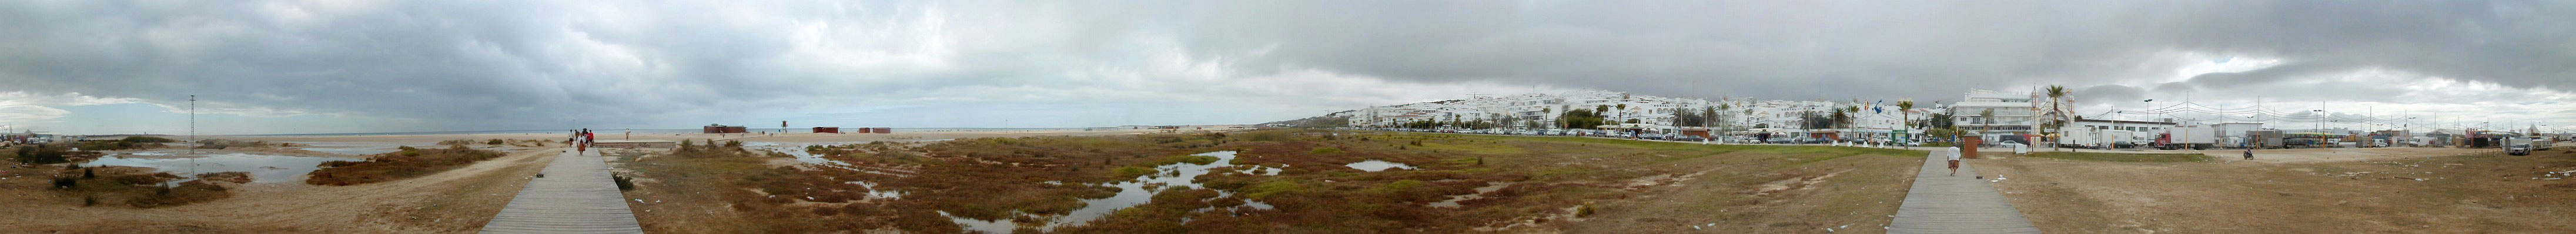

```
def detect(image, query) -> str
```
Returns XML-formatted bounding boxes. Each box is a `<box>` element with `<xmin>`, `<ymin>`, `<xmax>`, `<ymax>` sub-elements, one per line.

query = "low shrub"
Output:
<box><xmin>306</xmin><ymin>145</ymin><xmax>507</xmax><ymax>186</ymax></box>
<box><xmin>1310</xmin><ymin>146</ymin><xmax>1344</xmax><ymax>154</ymax></box>
<box><xmin>126</xmin><ymin>182</ymin><xmax>230</xmax><ymax>208</ymax></box>
<box><xmin>195</xmin><ymin>172</ymin><xmax>253</xmax><ymax>183</ymax></box>
<box><xmin>109</xmin><ymin>173</ymin><xmax>178</xmax><ymax>185</ymax></box>
<box><xmin>613</xmin><ymin>175</ymin><xmax>637</xmax><ymax>190</ymax></box>
<box><xmin>487</xmin><ymin>139</ymin><xmax>506</xmax><ymax>145</ymax></box>
<box><xmin>1112</xmin><ymin>166</ymin><xmax>1156</xmax><ymax>178</ymax></box>
<box><xmin>437</xmin><ymin>139</ymin><xmax>478</xmax><ymax>146</ymax></box>
<box><xmin>121</xmin><ymin>136</ymin><xmax>177</xmax><ymax>143</ymax></box>
<box><xmin>76</xmin><ymin>139</ymin><xmax>162</xmax><ymax>151</ymax></box>
<box><xmin>52</xmin><ymin>177</ymin><xmax>77</xmax><ymax>189</ymax></box>
<box><xmin>195</xmin><ymin>139</ymin><xmax>280</xmax><ymax>149</ymax></box>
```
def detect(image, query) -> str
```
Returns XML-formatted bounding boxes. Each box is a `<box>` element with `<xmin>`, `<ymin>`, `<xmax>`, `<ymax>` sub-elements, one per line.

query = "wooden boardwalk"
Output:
<box><xmin>1887</xmin><ymin>151</ymin><xmax>2043</xmax><ymax>233</ymax></box>
<box><xmin>480</xmin><ymin>150</ymin><xmax>644</xmax><ymax>233</ymax></box>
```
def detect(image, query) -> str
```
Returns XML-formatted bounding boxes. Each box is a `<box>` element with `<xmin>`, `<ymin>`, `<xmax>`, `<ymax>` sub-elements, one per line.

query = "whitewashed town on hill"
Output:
<box><xmin>1299</xmin><ymin>89</ymin><xmax>2548</xmax><ymax>151</ymax></box>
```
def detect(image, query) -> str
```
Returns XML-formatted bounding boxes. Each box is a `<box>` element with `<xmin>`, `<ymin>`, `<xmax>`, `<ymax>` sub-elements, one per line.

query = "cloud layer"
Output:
<box><xmin>1</xmin><ymin>1</ymin><xmax>2570</xmax><ymax>133</ymax></box>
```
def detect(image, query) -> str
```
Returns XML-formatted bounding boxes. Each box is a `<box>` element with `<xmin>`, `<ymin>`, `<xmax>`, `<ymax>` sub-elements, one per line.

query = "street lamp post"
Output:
<box><xmin>190</xmin><ymin>95</ymin><xmax>197</xmax><ymax>176</ymax></box>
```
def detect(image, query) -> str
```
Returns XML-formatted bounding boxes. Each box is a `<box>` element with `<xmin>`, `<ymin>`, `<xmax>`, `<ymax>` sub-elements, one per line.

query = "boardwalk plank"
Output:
<box><xmin>1887</xmin><ymin>151</ymin><xmax>2044</xmax><ymax>234</ymax></box>
<box><xmin>480</xmin><ymin>150</ymin><xmax>645</xmax><ymax>234</ymax></box>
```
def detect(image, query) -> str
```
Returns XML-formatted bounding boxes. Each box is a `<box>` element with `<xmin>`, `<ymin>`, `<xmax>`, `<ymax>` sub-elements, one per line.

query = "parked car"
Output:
<box><xmin>2507</xmin><ymin>136</ymin><xmax>2535</xmax><ymax>156</ymax></box>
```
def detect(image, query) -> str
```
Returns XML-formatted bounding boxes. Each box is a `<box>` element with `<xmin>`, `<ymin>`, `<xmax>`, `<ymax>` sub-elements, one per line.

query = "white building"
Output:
<box><xmin>2072</xmin><ymin>119</ymin><xmax>2179</xmax><ymax>133</ymax></box>
<box><xmin>1950</xmin><ymin>89</ymin><xmax>2039</xmax><ymax>136</ymax></box>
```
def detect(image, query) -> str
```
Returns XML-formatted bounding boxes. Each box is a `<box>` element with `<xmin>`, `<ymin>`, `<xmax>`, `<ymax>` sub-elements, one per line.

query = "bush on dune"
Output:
<box><xmin>306</xmin><ymin>145</ymin><xmax>507</xmax><ymax>186</ymax></box>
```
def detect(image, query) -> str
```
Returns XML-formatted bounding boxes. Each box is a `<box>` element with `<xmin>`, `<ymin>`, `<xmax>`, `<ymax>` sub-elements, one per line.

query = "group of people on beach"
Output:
<box><xmin>570</xmin><ymin>128</ymin><xmax>594</xmax><ymax>154</ymax></box>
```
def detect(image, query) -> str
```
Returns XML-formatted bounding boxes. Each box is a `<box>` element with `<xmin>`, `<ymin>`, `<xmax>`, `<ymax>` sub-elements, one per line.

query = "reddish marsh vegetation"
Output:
<box><xmin>622</xmin><ymin>130</ymin><xmax>1928</xmax><ymax>233</ymax></box>
<box><xmin>306</xmin><ymin>144</ymin><xmax>506</xmax><ymax>186</ymax></box>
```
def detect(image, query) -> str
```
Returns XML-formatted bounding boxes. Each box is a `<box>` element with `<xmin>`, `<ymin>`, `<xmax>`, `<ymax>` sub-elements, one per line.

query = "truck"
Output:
<box><xmin>2506</xmin><ymin>136</ymin><xmax>2534</xmax><ymax>156</ymax></box>
<box><xmin>2533</xmin><ymin>136</ymin><xmax>2555</xmax><ymax>150</ymax></box>
<box><xmin>2056</xmin><ymin>128</ymin><xmax>2127</xmax><ymax>149</ymax></box>
<box><xmin>2246</xmin><ymin>130</ymin><xmax>2286</xmax><ymax>149</ymax></box>
<box><xmin>2212</xmin><ymin>123</ymin><xmax>2264</xmax><ymax>146</ymax></box>
<box><xmin>2154</xmin><ymin>125</ymin><xmax>2220</xmax><ymax>150</ymax></box>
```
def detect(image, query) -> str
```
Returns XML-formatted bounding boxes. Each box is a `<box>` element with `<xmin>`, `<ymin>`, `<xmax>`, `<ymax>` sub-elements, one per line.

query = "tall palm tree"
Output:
<box><xmin>1978</xmin><ymin>109</ymin><xmax>1997</xmax><ymax>137</ymax></box>
<box><xmin>1829</xmin><ymin>108</ymin><xmax>1852</xmax><ymax>129</ymax></box>
<box><xmin>1614</xmin><ymin>103</ymin><xmax>1628</xmax><ymax>124</ymax></box>
<box><xmin>1896</xmin><ymin>99</ymin><xmax>1916</xmax><ymax>130</ymax></box>
<box><xmin>2045</xmin><ymin>85</ymin><xmax>2072</xmax><ymax>151</ymax></box>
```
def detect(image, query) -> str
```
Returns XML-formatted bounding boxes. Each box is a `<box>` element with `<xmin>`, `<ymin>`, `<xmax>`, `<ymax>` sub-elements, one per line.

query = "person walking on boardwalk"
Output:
<box><xmin>1946</xmin><ymin>146</ymin><xmax>1963</xmax><ymax>176</ymax></box>
<box><xmin>577</xmin><ymin>129</ymin><xmax>590</xmax><ymax>155</ymax></box>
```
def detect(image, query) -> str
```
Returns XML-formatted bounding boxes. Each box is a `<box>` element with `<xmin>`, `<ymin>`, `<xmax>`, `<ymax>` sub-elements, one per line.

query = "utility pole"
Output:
<box><xmin>190</xmin><ymin>95</ymin><xmax>198</xmax><ymax>176</ymax></box>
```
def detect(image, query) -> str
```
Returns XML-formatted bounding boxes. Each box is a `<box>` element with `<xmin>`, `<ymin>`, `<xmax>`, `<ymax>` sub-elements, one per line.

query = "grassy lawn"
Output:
<box><xmin>620</xmin><ymin>129</ymin><xmax>1930</xmax><ymax>233</ymax></box>
<box><xmin>2024</xmin><ymin>151</ymin><xmax>2214</xmax><ymax>162</ymax></box>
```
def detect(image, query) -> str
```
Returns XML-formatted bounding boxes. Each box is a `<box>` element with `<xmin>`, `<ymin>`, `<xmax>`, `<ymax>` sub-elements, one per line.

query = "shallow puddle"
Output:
<box><xmin>944</xmin><ymin>151</ymin><xmax>1259</xmax><ymax>233</ymax></box>
<box><xmin>1344</xmin><ymin>159</ymin><xmax>1418</xmax><ymax>172</ymax></box>
<box><xmin>744</xmin><ymin>142</ymin><xmax>862</xmax><ymax>166</ymax></box>
<box><xmin>1430</xmin><ymin>182</ymin><xmax>1516</xmax><ymax>208</ymax></box>
<box><xmin>940</xmin><ymin>210</ymin><xmax>1021</xmax><ymax>233</ymax></box>
<box><xmin>83</xmin><ymin>153</ymin><xmax>363</xmax><ymax>183</ymax></box>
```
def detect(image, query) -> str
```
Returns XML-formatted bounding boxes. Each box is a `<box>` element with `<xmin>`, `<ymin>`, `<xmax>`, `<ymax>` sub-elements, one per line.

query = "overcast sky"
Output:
<box><xmin>3</xmin><ymin>1</ymin><xmax>2571</xmax><ymax>135</ymax></box>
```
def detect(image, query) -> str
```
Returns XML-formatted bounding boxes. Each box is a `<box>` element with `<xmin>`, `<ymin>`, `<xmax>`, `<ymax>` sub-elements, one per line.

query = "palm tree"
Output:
<box><xmin>1896</xmin><ymin>99</ymin><xmax>1916</xmax><ymax>130</ymax></box>
<box><xmin>1829</xmin><ymin>108</ymin><xmax>1852</xmax><ymax>129</ymax></box>
<box><xmin>2045</xmin><ymin>85</ymin><xmax>2072</xmax><ymax>151</ymax></box>
<box><xmin>1978</xmin><ymin>109</ymin><xmax>1997</xmax><ymax>138</ymax></box>
<box><xmin>1614</xmin><ymin>103</ymin><xmax>1628</xmax><ymax>124</ymax></box>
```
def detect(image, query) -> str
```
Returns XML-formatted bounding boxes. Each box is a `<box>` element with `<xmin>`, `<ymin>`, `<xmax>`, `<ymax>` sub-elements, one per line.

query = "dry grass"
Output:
<box><xmin>1981</xmin><ymin>149</ymin><xmax>2576</xmax><ymax>233</ymax></box>
<box><xmin>39</xmin><ymin>166</ymin><xmax>237</xmax><ymax>208</ymax></box>
<box><xmin>306</xmin><ymin>145</ymin><xmax>506</xmax><ymax>186</ymax></box>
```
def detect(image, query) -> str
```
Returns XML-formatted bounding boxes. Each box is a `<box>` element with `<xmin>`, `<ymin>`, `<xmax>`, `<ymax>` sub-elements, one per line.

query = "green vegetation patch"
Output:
<box><xmin>2025</xmin><ymin>151</ymin><xmax>2214</xmax><ymax>162</ymax></box>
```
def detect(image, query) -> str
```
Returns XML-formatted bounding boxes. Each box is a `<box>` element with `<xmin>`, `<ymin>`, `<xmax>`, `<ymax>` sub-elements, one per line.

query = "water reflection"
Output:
<box><xmin>945</xmin><ymin>151</ymin><xmax>1266</xmax><ymax>233</ymax></box>
<box><xmin>1343</xmin><ymin>159</ymin><xmax>1417</xmax><ymax>172</ymax></box>
<box><xmin>83</xmin><ymin>153</ymin><xmax>364</xmax><ymax>183</ymax></box>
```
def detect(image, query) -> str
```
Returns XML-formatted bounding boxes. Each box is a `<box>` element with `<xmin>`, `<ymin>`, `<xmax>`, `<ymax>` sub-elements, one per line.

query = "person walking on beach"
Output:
<box><xmin>1946</xmin><ymin>146</ymin><xmax>1963</xmax><ymax>176</ymax></box>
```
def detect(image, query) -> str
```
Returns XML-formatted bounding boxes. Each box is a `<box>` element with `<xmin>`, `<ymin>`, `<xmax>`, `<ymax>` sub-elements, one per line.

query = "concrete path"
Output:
<box><xmin>480</xmin><ymin>150</ymin><xmax>644</xmax><ymax>233</ymax></box>
<box><xmin>1887</xmin><ymin>151</ymin><xmax>2043</xmax><ymax>234</ymax></box>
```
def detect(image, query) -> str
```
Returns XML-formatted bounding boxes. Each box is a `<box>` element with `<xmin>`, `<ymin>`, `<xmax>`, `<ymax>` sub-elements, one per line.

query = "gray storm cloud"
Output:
<box><xmin>0</xmin><ymin>1</ymin><xmax>2570</xmax><ymax>131</ymax></box>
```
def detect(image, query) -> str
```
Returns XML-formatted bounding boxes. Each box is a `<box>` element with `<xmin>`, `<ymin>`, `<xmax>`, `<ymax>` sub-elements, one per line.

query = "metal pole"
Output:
<box><xmin>190</xmin><ymin>95</ymin><xmax>197</xmax><ymax>176</ymax></box>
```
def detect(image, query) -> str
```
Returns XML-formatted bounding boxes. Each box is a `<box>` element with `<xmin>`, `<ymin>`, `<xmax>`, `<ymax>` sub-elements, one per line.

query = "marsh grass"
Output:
<box><xmin>46</xmin><ymin>168</ymin><xmax>230</xmax><ymax>208</ymax></box>
<box><xmin>305</xmin><ymin>145</ymin><xmax>505</xmax><ymax>186</ymax></box>
<box><xmin>621</xmin><ymin>129</ymin><xmax>1926</xmax><ymax>233</ymax></box>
